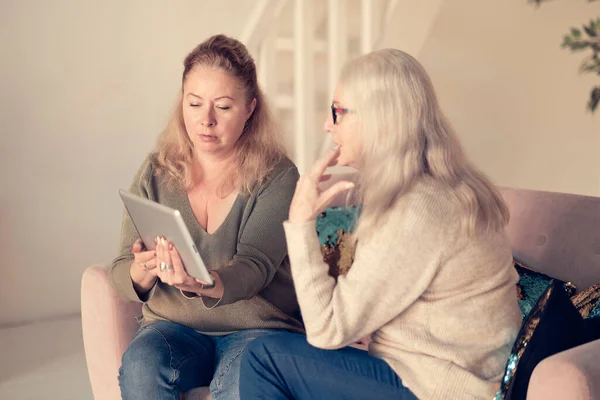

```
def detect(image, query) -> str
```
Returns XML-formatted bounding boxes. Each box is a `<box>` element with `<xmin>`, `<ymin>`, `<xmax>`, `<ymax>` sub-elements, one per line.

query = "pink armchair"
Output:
<box><xmin>81</xmin><ymin>264</ymin><xmax>211</xmax><ymax>400</ymax></box>
<box><xmin>81</xmin><ymin>264</ymin><xmax>144</xmax><ymax>400</ymax></box>
<box><xmin>81</xmin><ymin>183</ymin><xmax>600</xmax><ymax>399</ymax></box>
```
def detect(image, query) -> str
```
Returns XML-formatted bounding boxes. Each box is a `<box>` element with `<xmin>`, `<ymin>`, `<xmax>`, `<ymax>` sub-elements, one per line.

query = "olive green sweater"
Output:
<box><xmin>109</xmin><ymin>155</ymin><xmax>304</xmax><ymax>335</ymax></box>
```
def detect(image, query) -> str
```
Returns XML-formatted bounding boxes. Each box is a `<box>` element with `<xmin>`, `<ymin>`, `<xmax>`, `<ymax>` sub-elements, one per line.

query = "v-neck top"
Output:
<box><xmin>109</xmin><ymin>154</ymin><xmax>304</xmax><ymax>335</ymax></box>
<box><xmin>182</xmin><ymin>190</ymin><xmax>244</xmax><ymax>236</ymax></box>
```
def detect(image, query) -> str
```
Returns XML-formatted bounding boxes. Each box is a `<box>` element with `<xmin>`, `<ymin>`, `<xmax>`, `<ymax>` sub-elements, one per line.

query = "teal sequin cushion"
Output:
<box><xmin>586</xmin><ymin>304</ymin><xmax>600</xmax><ymax>342</ymax></box>
<box><xmin>515</xmin><ymin>261</ymin><xmax>576</xmax><ymax>320</ymax></box>
<box><xmin>495</xmin><ymin>280</ymin><xmax>593</xmax><ymax>400</ymax></box>
<box><xmin>316</xmin><ymin>206</ymin><xmax>360</xmax><ymax>246</ymax></box>
<box><xmin>586</xmin><ymin>302</ymin><xmax>600</xmax><ymax>342</ymax></box>
<box><xmin>316</xmin><ymin>206</ymin><xmax>361</xmax><ymax>277</ymax></box>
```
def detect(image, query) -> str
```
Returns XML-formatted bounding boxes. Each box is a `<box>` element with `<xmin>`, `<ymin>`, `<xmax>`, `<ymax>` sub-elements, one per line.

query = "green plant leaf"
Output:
<box><xmin>570</xmin><ymin>41</ymin><xmax>591</xmax><ymax>51</ymax></box>
<box><xmin>588</xmin><ymin>87</ymin><xmax>600</xmax><ymax>112</ymax></box>
<box><xmin>584</xmin><ymin>25</ymin><xmax>597</xmax><ymax>37</ymax></box>
<box><xmin>579</xmin><ymin>56</ymin><xmax>600</xmax><ymax>73</ymax></box>
<box><xmin>529</xmin><ymin>0</ymin><xmax>599</xmax><ymax>113</ymax></box>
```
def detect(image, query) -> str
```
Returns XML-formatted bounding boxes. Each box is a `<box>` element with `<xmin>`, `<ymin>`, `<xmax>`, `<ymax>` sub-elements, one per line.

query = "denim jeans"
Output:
<box><xmin>239</xmin><ymin>332</ymin><xmax>419</xmax><ymax>400</ymax></box>
<box><xmin>118</xmin><ymin>320</ymin><xmax>277</xmax><ymax>400</ymax></box>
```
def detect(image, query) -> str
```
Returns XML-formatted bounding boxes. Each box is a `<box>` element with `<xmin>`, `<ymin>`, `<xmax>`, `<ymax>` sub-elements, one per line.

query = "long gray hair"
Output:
<box><xmin>340</xmin><ymin>49</ymin><xmax>508</xmax><ymax>239</ymax></box>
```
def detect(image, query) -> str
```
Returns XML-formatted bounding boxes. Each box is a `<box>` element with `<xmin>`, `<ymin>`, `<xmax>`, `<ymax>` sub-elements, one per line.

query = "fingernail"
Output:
<box><xmin>168</xmin><ymin>242</ymin><xmax>173</xmax><ymax>251</ymax></box>
<box><xmin>154</xmin><ymin>236</ymin><xmax>158</xmax><ymax>244</ymax></box>
<box><xmin>161</xmin><ymin>238</ymin><xmax>166</xmax><ymax>246</ymax></box>
<box><xmin>346</xmin><ymin>183</ymin><xmax>355</xmax><ymax>189</ymax></box>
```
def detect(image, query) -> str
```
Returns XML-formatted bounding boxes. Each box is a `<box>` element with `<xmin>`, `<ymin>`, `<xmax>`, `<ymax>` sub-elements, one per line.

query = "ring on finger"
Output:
<box><xmin>159</xmin><ymin>261</ymin><xmax>174</xmax><ymax>272</ymax></box>
<box><xmin>143</xmin><ymin>263</ymin><xmax>155</xmax><ymax>271</ymax></box>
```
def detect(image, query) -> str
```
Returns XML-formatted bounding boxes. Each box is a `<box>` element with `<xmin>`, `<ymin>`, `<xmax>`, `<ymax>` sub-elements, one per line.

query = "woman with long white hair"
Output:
<box><xmin>239</xmin><ymin>49</ymin><xmax>522</xmax><ymax>399</ymax></box>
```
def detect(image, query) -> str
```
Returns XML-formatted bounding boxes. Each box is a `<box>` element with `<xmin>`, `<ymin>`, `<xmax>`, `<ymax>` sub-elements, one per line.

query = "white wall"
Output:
<box><xmin>0</xmin><ymin>0</ymin><xmax>254</xmax><ymax>325</ymax></box>
<box><xmin>1</xmin><ymin>0</ymin><xmax>599</xmax><ymax>325</ymax></box>
<box><xmin>382</xmin><ymin>0</ymin><xmax>600</xmax><ymax>196</ymax></box>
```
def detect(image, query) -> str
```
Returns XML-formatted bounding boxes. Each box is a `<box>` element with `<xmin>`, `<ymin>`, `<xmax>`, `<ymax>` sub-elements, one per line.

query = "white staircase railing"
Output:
<box><xmin>239</xmin><ymin>0</ymin><xmax>289</xmax><ymax>59</ymax></box>
<box><xmin>241</xmin><ymin>0</ymin><xmax>399</xmax><ymax>173</ymax></box>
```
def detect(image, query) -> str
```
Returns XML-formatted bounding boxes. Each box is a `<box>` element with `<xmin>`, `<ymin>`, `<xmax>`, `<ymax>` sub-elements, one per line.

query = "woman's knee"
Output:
<box><xmin>120</xmin><ymin>325</ymin><xmax>174</xmax><ymax>386</ymax></box>
<box><xmin>240</xmin><ymin>333</ymin><xmax>307</xmax><ymax>399</ymax></box>
<box><xmin>243</xmin><ymin>331</ymin><xmax>305</xmax><ymax>368</ymax></box>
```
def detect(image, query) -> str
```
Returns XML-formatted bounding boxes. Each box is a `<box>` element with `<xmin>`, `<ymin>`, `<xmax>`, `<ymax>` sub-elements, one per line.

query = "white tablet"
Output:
<box><xmin>119</xmin><ymin>189</ymin><xmax>215</xmax><ymax>287</ymax></box>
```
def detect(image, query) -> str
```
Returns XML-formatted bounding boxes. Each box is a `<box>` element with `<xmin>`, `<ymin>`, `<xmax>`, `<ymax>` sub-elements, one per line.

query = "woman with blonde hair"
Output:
<box><xmin>239</xmin><ymin>49</ymin><xmax>522</xmax><ymax>399</ymax></box>
<box><xmin>110</xmin><ymin>34</ymin><xmax>303</xmax><ymax>400</ymax></box>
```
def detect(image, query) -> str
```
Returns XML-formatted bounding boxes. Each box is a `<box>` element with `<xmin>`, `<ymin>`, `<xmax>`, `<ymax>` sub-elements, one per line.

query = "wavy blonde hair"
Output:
<box><xmin>340</xmin><ymin>49</ymin><xmax>509</xmax><ymax>239</ymax></box>
<box><xmin>154</xmin><ymin>34</ymin><xmax>286</xmax><ymax>194</ymax></box>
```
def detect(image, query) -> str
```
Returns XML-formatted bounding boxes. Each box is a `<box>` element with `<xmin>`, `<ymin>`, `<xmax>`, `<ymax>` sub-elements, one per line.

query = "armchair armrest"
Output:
<box><xmin>81</xmin><ymin>264</ymin><xmax>142</xmax><ymax>400</ymax></box>
<box><xmin>527</xmin><ymin>338</ymin><xmax>600</xmax><ymax>400</ymax></box>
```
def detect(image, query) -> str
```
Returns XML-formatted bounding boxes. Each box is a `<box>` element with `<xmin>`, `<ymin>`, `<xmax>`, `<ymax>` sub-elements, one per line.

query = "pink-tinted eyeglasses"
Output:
<box><xmin>331</xmin><ymin>103</ymin><xmax>352</xmax><ymax>125</ymax></box>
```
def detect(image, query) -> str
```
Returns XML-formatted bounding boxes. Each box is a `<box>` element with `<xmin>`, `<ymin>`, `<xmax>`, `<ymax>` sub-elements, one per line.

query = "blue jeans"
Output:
<box><xmin>239</xmin><ymin>332</ymin><xmax>419</xmax><ymax>400</ymax></box>
<box><xmin>118</xmin><ymin>320</ymin><xmax>277</xmax><ymax>400</ymax></box>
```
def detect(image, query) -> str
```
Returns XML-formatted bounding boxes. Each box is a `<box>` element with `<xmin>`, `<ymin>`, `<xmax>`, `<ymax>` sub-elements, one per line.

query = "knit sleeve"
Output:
<box><xmin>284</xmin><ymin>190</ymin><xmax>451</xmax><ymax>349</ymax></box>
<box><xmin>108</xmin><ymin>156</ymin><xmax>158</xmax><ymax>303</ymax></box>
<box><xmin>201</xmin><ymin>165</ymin><xmax>300</xmax><ymax>308</ymax></box>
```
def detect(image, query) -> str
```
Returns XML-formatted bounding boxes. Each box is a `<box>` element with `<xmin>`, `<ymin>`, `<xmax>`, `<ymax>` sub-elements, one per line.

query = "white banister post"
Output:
<box><xmin>240</xmin><ymin>0</ymin><xmax>271</xmax><ymax>56</ymax></box>
<box><xmin>319</xmin><ymin>0</ymin><xmax>348</xmax><ymax>158</ymax></box>
<box><xmin>293</xmin><ymin>0</ymin><xmax>315</xmax><ymax>174</ymax></box>
<box><xmin>360</xmin><ymin>0</ymin><xmax>373</xmax><ymax>54</ymax></box>
<box><xmin>258</xmin><ymin>33</ymin><xmax>277</xmax><ymax>104</ymax></box>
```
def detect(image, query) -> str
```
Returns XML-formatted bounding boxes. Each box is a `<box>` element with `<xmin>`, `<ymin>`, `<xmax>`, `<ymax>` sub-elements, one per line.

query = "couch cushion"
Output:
<box><xmin>500</xmin><ymin>187</ymin><xmax>600</xmax><ymax>291</ymax></box>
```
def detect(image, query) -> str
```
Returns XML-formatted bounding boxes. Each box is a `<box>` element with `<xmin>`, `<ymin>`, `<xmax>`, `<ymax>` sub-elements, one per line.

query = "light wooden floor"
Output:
<box><xmin>0</xmin><ymin>316</ymin><xmax>93</xmax><ymax>400</ymax></box>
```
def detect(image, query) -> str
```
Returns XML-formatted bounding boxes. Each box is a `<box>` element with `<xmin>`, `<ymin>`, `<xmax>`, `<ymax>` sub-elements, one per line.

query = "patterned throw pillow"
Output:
<box><xmin>573</xmin><ymin>283</ymin><xmax>600</xmax><ymax>340</ymax></box>
<box><xmin>514</xmin><ymin>261</ymin><xmax>576</xmax><ymax>319</ymax></box>
<box><xmin>316</xmin><ymin>206</ymin><xmax>360</xmax><ymax>277</ymax></box>
<box><xmin>571</xmin><ymin>283</ymin><xmax>600</xmax><ymax>318</ymax></box>
<box><xmin>495</xmin><ymin>280</ymin><xmax>593</xmax><ymax>400</ymax></box>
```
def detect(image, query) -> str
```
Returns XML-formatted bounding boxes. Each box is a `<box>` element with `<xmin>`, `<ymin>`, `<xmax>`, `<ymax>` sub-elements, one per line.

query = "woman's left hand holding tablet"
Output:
<box><xmin>130</xmin><ymin>239</ymin><xmax>158</xmax><ymax>296</ymax></box>
<box><xmin>155</xmin><ymin>237</ymin><xmax>224</xmax><ymax>299</ymax></box>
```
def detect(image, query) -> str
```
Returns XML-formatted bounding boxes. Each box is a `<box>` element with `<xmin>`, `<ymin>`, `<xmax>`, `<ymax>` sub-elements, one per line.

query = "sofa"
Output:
<box><xmin>81</xmin><ymin>183</ymin><xmax>600</xmax><ymax>400</ymax></box>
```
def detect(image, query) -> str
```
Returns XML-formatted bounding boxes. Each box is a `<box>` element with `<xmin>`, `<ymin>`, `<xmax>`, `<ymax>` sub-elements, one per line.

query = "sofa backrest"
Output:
<box><xmin>500</xmin><ymin>187</ymin><xmax>600</xmax><ymax>291</ymax></box>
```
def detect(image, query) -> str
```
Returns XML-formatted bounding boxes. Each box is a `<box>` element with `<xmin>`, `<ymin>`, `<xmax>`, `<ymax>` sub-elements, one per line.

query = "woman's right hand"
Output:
<box><xmin>288</xmin><ymin>146</ymin><xmax>355</xmax><ymax>224</ymax></box>
<box><xmin>128</xmin><ymin>239</ymin><xmax>158</xmax><ymax>296</ymax></box>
